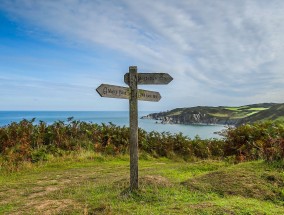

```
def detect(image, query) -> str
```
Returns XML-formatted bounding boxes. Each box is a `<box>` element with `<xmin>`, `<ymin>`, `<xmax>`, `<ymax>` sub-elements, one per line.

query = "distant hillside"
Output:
<box><xmin>237</xmin><ymin>104</ymin><xmax>284</xmax><ymax>125</ymax></box>
<box><xmin>141</xmin><ymin>103</ymin><xmax>284</xmax><ymax>126</ymax></box>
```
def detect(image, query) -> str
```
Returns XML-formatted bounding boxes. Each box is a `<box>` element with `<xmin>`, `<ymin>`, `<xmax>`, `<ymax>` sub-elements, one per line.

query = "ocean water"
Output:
<box><xmin>0</xmin><ymin>111</ymin><xmax>225</xmax><ymax>139</ymax></box>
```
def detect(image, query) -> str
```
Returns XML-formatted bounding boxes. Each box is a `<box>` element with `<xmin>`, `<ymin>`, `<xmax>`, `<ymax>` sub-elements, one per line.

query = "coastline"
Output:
<box><xmin>141</xmin><ymin>114</ymin><xmax>237</xmax><ymax>127</ymax></box>
<box><xmin>0</xmin><ymin>111</ymin><xmax>225</xmax><ymax>139</ymax></box>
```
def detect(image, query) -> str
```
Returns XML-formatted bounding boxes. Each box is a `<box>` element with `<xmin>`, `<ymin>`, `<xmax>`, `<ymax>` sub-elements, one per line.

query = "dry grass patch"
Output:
<box><xmin>114</xmin><ymin>175</ymin><xmax>172</xmax><ymax>189</ymax></box>
<box><xmin>182</xmin><ymin>164</ymin><xmax>284</xmax><ymax>201</ymax></box>
<box><xmin>140</xmin><ymin>175</ymin><xmax>173</xmax><ymax>187</ymax></box>
<box><xmin>22</xmin><ymin>199</ymin><xmax>80</xmax><ymax>215</ymax></box>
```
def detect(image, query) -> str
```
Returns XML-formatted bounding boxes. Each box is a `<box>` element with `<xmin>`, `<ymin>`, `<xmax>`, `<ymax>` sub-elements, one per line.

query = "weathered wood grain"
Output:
<box><xmin>96</xmin><ymin>84</ymin><xmax>161</xmax><ymax>102</ymax></box>
<box><xmin>96</xmin><ymin>84</ymin><xmax>130</xmax><ymax>99</ymax></box>
<box><xmin>124</xmin><ymin>73</ymin><xmax>173</xmax><ymax>85</ymax></box>
<box><xmin>129</xmin><ymin>66</ymin><xmax>138</xmax><ymax>190</ymax></box>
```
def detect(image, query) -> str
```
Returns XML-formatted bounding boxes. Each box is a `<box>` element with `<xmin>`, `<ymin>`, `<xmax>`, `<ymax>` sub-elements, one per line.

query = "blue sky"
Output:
<box><xmin>0</xmin><ymin>0</ymin><xmax>283</xmax><ymax>111</ymax></box>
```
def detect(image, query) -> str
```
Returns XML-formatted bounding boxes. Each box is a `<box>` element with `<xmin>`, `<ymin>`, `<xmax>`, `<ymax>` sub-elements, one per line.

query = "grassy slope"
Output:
<box><xmin>155</xmin><ymin>103</ymin><xmax>283</xmax><ymax>124</ymax></box>
<box><xmin>1</xmin><ymin>153</ymin><xmax>284</xmax><ymax>214</ymax></box>
<box><xmin>238</xmin><ymin>104</ymin><xmax>284</xmax><ymax>125</ymax></box>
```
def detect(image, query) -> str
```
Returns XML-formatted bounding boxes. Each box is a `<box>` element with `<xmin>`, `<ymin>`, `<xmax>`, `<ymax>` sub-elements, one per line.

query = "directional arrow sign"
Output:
<box><xmin>124</xmin><ymin>73</ymin><xmax>173</xmax><ymax>85</ymax></box>
<box><xmin>96</xmin><ymin>84</ymin><xmax>161</xmax><ymax>102</ymax></box>
<box><xmin>138</xmin><ymin>89</ymin><xmax>161</xmax><ymax>102</ymax></box>
<box><xmin>96</xmin><ymin>84</ymin><xmax>130</xmax><ymax>99</ymax></box>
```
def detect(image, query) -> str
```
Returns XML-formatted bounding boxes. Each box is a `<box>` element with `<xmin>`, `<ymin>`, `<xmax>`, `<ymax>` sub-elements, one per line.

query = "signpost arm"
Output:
<box><xmin>129</xmin><ymin>66</ymin><xmax>138</xmax><ymax>190</ymax></box>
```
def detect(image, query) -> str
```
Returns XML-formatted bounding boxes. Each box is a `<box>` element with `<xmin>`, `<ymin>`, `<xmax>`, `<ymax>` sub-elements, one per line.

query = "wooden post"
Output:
<box><xmin>129</xmin><ymin>66</ymin><xmax>138</xmax><ymax>190</ymax></box>
<box><xmin>96</xmin><ymin>66</ymin><xmax>173</xmax><ymax>191</ymax></box>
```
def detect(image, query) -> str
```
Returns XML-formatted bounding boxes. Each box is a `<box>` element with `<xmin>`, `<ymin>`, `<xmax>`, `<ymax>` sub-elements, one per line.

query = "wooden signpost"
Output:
<box><xmin>96</xmin><ymin>84</ymin><xmax>161</xmax><ymax>102</ymax></box>
<box><xmin>96</xmin><ymin>66</ymin><xmax>173</xmax><ymax>190</ymax></box>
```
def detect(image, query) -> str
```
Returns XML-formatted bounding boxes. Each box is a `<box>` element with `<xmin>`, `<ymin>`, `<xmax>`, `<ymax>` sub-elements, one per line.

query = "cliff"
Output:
<box><xmin>141</xmin><ymin>103</ymin><xmax>284</xmax><ymax>126</ymax></box>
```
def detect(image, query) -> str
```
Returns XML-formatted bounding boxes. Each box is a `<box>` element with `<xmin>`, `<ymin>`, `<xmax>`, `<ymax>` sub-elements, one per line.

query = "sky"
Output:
<box><xmin>0</xmin><ymin>0</ymin><xmax>283</xmax><ymax>111</ymax></box>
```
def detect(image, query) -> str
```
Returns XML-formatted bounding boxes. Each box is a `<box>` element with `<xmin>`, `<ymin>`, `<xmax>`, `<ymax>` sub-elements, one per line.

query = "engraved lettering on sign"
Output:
<box><xmin>96</xmin><ymin>84</ymin><xmax>129</xmax><ymax>99</ymax></box>
<box><xmin>125</xmin><ymin>73</ymin><xmax>173</xmax><ymax>85</ymax></box>
<box><xmin>105</xmin><ymin>87</ymin><xmax>116</xmax><ymax>95</ymax></box>
<box><xmin>97</xmin><ymin>85</ymin><xmax>161</xmax><ymax>101</ymax></box>
<box><xmin>103</xmin><ymin>87</ymin><xmax>107</xmax><ymax>95</ymax></box>
<box><xmin>138</xmin><ymin>90</ymin><xmax>161</xmax><ymax>101</ymax></box>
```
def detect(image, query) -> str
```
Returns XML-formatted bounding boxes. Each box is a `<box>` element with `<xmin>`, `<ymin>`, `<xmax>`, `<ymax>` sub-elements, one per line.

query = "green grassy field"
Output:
<box><xmin>152</xmin><ymin>103</ymin><xmax>283</xmax><ymax>125</ymax></box>
<box><xmin>1</xmin><ymin>153</ymin><xmax>284</xmax><ymax>214</ymax></box>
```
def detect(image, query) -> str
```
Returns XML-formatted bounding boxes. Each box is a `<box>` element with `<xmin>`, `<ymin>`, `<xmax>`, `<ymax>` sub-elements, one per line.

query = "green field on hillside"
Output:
<box><xmin>1</xmin><ymin>154</ymin><xmax>284</xmax><ymax>214</ymax></box>
<box><xmin>149</xmin><ymin>103</ymin><xmax>284</xmax><ymax>125</ymax></box>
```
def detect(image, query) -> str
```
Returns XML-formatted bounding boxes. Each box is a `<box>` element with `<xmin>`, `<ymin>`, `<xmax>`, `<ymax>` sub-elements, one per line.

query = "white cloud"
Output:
<box><xmin>0</xmin><ymin>0</ymin><xmax>284</xmax><ymax>109</ymax></box>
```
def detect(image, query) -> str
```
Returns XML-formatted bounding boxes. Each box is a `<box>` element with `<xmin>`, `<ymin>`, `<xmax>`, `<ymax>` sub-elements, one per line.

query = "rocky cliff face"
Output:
<box><xmin>142</xmin><ymin>111</ymin><xmax>240</xmax><ymax>125</ymax></box>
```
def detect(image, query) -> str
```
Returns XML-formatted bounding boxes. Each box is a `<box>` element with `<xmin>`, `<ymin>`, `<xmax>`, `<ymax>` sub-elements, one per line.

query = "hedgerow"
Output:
<box><xmin>0</xmin><ymin>119</ymin><xmax>283</xmax><ymax>171</ymax></box>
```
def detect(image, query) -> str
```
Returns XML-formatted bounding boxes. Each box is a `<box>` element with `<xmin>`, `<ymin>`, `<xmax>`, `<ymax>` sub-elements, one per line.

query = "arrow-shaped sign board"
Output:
<box><xmin>96</xmin><ymin>84</ymin><xmax>161</xmax><ymax>102</ymax></box>
<box><xmin>124</xmin><ymin>73</ymin><xmax>173</xmax><ymax>85</ymax></box>
<box><xmin>138</xmin><ymin>89</ymin><xmax>161</xmax><ymax>102</ymax></box>
<box><xmin>96</xmin><ymin>84</ymin><xmax>130</xmax><ymax>99</ymax></box>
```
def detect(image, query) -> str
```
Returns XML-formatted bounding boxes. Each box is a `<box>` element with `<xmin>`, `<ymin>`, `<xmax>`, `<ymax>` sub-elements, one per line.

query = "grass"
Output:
<box><xmin>225</xmin><ymin>107</ymin><xmax>242</xmax><ymax>111</ymax></box>
<box><xmin>246</xmin><ymin>111</ymin><xmax>259</xmax><ymax>116</ymax></box>
<box><xmin>208</xmin><ymin>111</ymin><xmax>259</xmax><ymax>119</ymax></box>
<box><xmin>208</xmin><ymin>113</ymin><xmax>229</xmax><ymax>118</ymax></box>
<box><xmin>248</xmin><ymin>108</ymin><xmax>270</xmax><ymax>111</ymax></box>
<box><xmin>225</xmin><ymin>107</ymin><xmax>269</xmax><ymax>111</ymax></box>
<box><xmin>1</xmin><ymin>153</ymin><xmax>284</xmax><ymax>214</ymax></box>
<box><xmin>168</xmin><ymin>111</ymin><xmax>183</xmax><ymax>116</ymax></box>
<box><xmin>225</xmin><ymin>106</ymin><xmax>251</xmax><ymax>111</ymax></box>
<box><xmin>211</xmin><ymin>107</ymin><xmax>268</xmax><ymax>119</ymax></box>
<box><xmin>276</xmin><ymin>116</ymin><xmax>284</xmax><ymax>122</ymax></box>
<box><xmin>224</xmin><ymin>107</ymin><xmax>269</xmax><ymax>116</ymax></box>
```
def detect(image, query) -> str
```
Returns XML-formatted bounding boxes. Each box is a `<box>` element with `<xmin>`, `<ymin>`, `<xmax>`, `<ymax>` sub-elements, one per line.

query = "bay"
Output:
<box><xmin>0</xmin><ymin>111</ymin><xmax>225</xmax><ymax>139</ymax></box>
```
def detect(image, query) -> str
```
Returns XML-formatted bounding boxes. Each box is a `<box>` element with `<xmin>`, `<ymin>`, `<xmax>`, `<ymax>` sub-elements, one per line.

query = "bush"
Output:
<box><xmin>0</xmin><ymin>118</ymin><xmax>283</xmax><ymax>171</ymax></box>
<box><xmin>224</xmin><ymin>121</ymin><xmax>284</xmax><ymax>161</ymax></box>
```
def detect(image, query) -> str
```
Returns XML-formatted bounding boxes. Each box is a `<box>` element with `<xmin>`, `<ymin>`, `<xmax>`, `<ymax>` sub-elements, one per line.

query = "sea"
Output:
<box><xmin>0</xmin><ymin>111</ymin><xmax>225</xmax><ymax>139</ymax></box>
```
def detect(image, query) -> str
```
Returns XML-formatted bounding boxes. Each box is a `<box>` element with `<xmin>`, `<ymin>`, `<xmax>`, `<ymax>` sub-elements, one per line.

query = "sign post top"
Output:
<box><xmin>124</xmin><ymin>73</ymin><xmax>173</xmax><ymax>85</ymax></box>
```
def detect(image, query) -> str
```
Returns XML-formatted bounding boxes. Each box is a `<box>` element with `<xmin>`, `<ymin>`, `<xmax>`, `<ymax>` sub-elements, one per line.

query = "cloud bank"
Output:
<box><xmin>1</xmin><ymin>0</ymin><xmax>284</xmax><ymax>109</ymax></box>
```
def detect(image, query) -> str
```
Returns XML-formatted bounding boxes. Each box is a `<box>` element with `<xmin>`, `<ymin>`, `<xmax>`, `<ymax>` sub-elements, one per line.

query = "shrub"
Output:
<box><xmin>0</xmin><ymin>118</ymin><xmax>283</xmax><ymax>171</ymax></box>
<box><xmin>223</xmin><ymin>121</ymin><xmax>284</xmax><ymax>161</ymax></box>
